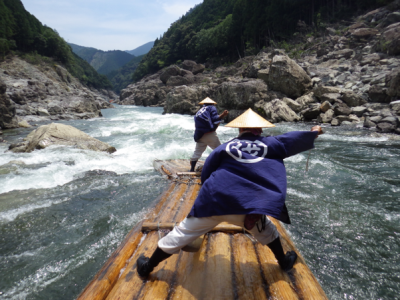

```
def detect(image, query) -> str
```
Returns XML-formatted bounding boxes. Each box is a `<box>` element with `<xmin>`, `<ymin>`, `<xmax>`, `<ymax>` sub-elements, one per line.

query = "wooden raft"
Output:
<box><xmin>77</xmin><ymin>159</ymin><xmax>327</xmax><ymax>300</ymax></box>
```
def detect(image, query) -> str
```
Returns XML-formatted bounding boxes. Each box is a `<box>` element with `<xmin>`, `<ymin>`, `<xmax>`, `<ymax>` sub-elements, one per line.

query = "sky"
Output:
<box><xmin>21</xmin><ymin>0</ymin><xmax>203</xmax><ymax>51</ymax></box>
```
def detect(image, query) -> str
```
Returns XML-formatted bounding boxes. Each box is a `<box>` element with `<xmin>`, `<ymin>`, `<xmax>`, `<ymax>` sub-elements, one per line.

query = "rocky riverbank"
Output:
<box><xmin>119</xmin><ymin>3</ymin><xmax>400</xmax><ymax>134</ymax></box>
<box><xmin>0</xmin><ymin>56</ymin><xmax>117</xmax><ymax>131</ymax></box>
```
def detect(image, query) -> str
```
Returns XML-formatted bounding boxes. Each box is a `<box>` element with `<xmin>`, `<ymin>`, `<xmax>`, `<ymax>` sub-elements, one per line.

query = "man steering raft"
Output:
<box><xmin>189</xmin><ymin>97</ymin><xmax>228</xmax><ymax>172</ymax></box>
<box><xmin>137</xmin><ymin>108</ymin><xmax>324</xmax><ymax>277</ymax></box>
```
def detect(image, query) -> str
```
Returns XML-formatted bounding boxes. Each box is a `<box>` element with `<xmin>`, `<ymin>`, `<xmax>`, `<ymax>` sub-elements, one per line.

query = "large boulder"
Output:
<box><xmin>0</xmin><ymin>79</ymin><xmax>18</xmax><ymax>129</ymax></box>
<box><xmin>265</xmin><ymin>55</ymin><xmax>312</xmax><ymax>98</ymax></box>
<box><xmin>8</xmin><ymin>123</ymin><xmax>116</xmax><ymax>153</ymax></box>
<box><xmin>160</xmin><ymin>65</ymin><xmax>181</xmax><ymax>84</ymax></box>
<box><xmin>341</xmin><ymin>90</ymin><xmax>367</xmax><ymax>107</ymax></box>
<box><xmin>214</xmin><ymin>79</ymin><xmax>269</xmax><ymax>110</ymax></box>
<box><xmin>255</xmin><ymin>99</ymin><xmax>300</xmax><ymax>123</ymax></box>
<box><xmin>380</xmin><ymin>22</ymin><xmax>400</xmax><ymax>55</ymax></box>
<box><xmin>163</xmin><ymin>85</ymin><xmax>210</xmax><ymax>115</ymax></box>
<box><xmin>386</xmin><ymin>67</ymin><xmax>400</xmax><ymax>97</ymax></box>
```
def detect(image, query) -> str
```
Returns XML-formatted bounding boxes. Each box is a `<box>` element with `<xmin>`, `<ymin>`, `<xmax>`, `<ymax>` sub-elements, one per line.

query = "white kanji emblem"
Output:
<box><xmin>226</xmin><ymin>139</ymin><xmax>268</xmax><ymax>163</ymax></box>
<box><xmin>196</xmin><ymin>107</ymin><xmax>207</xmax><ymax>117</ymax></box>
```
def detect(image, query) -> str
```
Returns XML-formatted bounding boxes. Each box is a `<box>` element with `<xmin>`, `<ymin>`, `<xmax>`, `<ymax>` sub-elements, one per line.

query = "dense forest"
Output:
<box><xmin>0</xmin><ymin>0</ymin><xmax>112</xmax><ymax>89</ymax></box>
<box><xmin>106</xmin><ymin>55</ymin><xmax>143</xmax><ymax>94</ymax></box>
<box><xmin>68</xmin><ymin>43</ymin><xmax>135</xmax><ymax>75</ymax></box>
<box><xmin>133</xmin><ymin>0</ymin><xmax>394</xmax><ymax>81</ymax></box>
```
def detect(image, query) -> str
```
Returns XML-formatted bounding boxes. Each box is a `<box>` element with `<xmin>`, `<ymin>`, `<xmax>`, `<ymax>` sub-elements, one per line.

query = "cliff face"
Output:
<box><xmin>0</xmin><ymin>77</ymin><xmax>17</xmax><ymax>129</ymax></box>
<box><xmin>119</xmin><ymin>4</ymin><xmax>400</xmax><ymax>134</ymax></box>
<box><xmin>0</xmin><ymin>55</ymin><xmax>118</xmax><ymax>130</ymax></box>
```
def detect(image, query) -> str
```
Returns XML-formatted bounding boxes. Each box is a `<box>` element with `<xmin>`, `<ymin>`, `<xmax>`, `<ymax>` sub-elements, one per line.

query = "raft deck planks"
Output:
<box><xmin>77</xmin><ymin>159</ymin><xmax>327</xmax><ymax>300</ymax></box>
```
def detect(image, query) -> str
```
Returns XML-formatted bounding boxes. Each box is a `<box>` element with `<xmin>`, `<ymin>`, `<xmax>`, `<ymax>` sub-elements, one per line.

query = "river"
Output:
<box><xmin>0</xmin><ymin>105</ymin><xmax>399</xmax><ymax>299</ymax></box>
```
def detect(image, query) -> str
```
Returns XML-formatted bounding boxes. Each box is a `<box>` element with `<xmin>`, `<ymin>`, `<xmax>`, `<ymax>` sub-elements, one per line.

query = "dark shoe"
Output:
<box><xmin>267</xmin><ymin>237</ymin><xmax>297</xmax><ymax>271</ymax></box>
<box><xmin>190</xmin><ymin>160</ymin><xmax>197</xmax><ymax>172</ymax></box>
<box><xmin>137</xmin><ymin>255</ymin><xmax>154</xmax><ymax>277</ymax></box>
<box><xmin>136</xmin><ymin>247</ymin><xmax>172</xmax><ymax>277</ymax></box>
<box><xmin>279</xmin><ymin>251</ymin><xmax>298</xmax><ymax>272</ymax></box>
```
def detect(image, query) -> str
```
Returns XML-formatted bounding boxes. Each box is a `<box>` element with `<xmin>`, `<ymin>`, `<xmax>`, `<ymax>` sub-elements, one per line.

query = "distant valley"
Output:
<box><xmin>68</xmin><ymin>42</ymin><xmax>154</xmax><ymax>93</ymax></box>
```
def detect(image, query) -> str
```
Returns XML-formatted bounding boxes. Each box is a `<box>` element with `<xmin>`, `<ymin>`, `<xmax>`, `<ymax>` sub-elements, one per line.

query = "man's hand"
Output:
<box><xmin>311</xmin><ymin>125</ymin><xmax>324</xmax><ymax>138</ymax></box>
<box><xmin>219</xmin><ymin>110</ymin><xmax>229</xmax><ymax>119</ymax></box>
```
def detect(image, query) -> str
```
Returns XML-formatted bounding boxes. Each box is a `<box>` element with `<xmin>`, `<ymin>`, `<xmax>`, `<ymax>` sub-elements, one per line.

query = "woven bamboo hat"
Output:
<box><xmin>225</xmin><ymin>108</ymin><xmax>275</xmax><ymax>128</ymax></box>
<box><xmin>198</xmin><ymin>97</ymin><xmax>217</xmax><ymax>105</ymax></box>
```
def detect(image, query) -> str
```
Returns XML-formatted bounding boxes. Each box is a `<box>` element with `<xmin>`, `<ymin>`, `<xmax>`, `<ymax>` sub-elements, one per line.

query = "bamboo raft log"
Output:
<box><xmin>77</xmin><ymin>159</ymin><xmax>327</xmax><ymax>300</ymax></box>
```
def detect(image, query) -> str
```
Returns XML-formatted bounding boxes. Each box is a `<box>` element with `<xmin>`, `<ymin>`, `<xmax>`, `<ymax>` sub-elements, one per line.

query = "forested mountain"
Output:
<box><xmin>0</xmin><ymin>0</ymin><xmax>112</xmax><ymax>89</ymax></box>
<box><xmin>125</xmin><ymin>41</ymin><xmax>154</xmax><ymax>56</ymax></box>
<box><xmin>106</xmin><ymin>55</ymin><xmax>143</xmax><ymax>93</ymax></box>
<box><xmin>69</xmin><ymin>43</ymin><xmax>134</xmax><ymax>75</ymax></box>
<box><xmin>133</xmin><ymin>0</ymin><xmax>394</xmax><ymax>81</ymax></box>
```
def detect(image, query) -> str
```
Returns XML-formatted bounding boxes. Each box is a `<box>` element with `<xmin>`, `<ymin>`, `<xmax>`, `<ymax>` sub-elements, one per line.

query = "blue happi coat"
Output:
<box><xmin>189</xmin><ymin>131</ymin><xmax>318</xmax><ymax>223</ymax></box>
<box><xmin>193</xmin><ymin>105</ymin><xmax>221</xmax><ymax>142</ymax></box>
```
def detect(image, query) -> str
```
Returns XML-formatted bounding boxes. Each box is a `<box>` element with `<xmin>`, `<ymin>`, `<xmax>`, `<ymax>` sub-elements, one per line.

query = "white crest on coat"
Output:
<box><xmin>226</xmin><ymin>139</ymin><xmax>268</xmax><ymax>163</ymax></box>
<box><xmin>196</xmin><ymin>106</ymin><xmax>207</xmax><ymax>117</ymax></box>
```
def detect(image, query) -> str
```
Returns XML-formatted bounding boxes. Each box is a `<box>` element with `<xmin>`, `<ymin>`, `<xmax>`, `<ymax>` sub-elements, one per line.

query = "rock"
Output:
<box><xmin>192</xmin><ymin>64</ymin><xmax>205</xmax><ymax>75</ymax></box>
<box><xmin>255</xmin><ymin>99</ymin><xmax>300</xmax><ymax>123</ymax></box>
<box><xmin>1</xmin><ymin>57</ymin><xmax>113</xmax><ymax>122</ymax></box>
<box><xmin>243</xmin><ymin>53</ymin><xmax>271</xmax><ymax>78</ymax></box>
<box><xmin>18</xmin><ymin>120</ymin><xmax>31</xmax><ymax>128</ymax></box>
<box><xmin>320</xmin><ymin>101</ymin><xmax>332</xmax><ymax>112</ymax></box>
<box><xmin>379</xmin><ymin>116</ymin><xmax>398</xmax><ymax>125</ymax></box>
<box><xmin>334</xmin><ymin>102</ymin><xmax>352</xmax><ymax>116</ymax></box>
<box><xmin>320</xmin><ymin>93</ymin><xmax>341</xmax><ymax>104</ymax></box>
<box><xmin>164</xmin><ymin>85</ymin><xmax>208</xmax><ymax>115</ymax></box>
<box><xmin>160</xmin><ymin>65</ymin><xmax>181</xmax><ymax>84</ymax></box>
<box><xmin>380</xmin><ymin>22</ymin><xmax>400</xmax><ymax>55</ymax></box>
<box><xmin>377</xmin><ymin>122</ymin><xmax>396</xmax><ymax>133</ymax></box>
<box><xmin>331</xmin><ymin>118</ymin><xmax>340</xmax><ymax>126</ymax></box>
<box><xmin>341</xmin><ymin>90</ymin><xmax>367</xmax><ymax>107</ymax></box>
<box><xmin>368</xmin><ymin>85</ymin><xmax>391</xmax><ymax>103</ymax></box>
<box><xmin>301</xmin><ymin>103</ymin><xmax>321</xmax><ymax>120</ymax></box>
<box><xmin>181</xmin><ymin>60</ymin><xmax>205</xmax><ymax>75</ymax></box>
<box><xmin>8</xmin><ymin>123</ymin><xmax>116</xmax><ymax>153</ymax></box>
<box><xmin>351</xmin><ymin>28</ymin><xmax>379</xmax><ymax>39</ymax></box>
<box><xmin>37</xmin><ymin>107</ymin><xmax>50</xmax><ymax>116</ymax></box>
<box><xmin>266</xmin><ymin>54</ymin><xmax>312</xmax><ymax>98</ymax></box>
<box><xmin>370</xmin><ymin>116</ymin><xmax>383</xmax><ymax>123</ymax></box>
<box><xmin>282</xmin><ymin>97</ymin><xmax>302</xmax><ymax>112</ymax></box>
<box><xmin>0</xmin><ymin>78</ymin><xmax>18</xmax><ymax>129</ymax></box>
<box><xmin>166</xmin><ymin>76</ymin><xmax>194</xmax><ymax>86</ymax></box>
<box><xmin>317</xmin><ymin>109</ymin><xmax>334</xmax><ymax>123</ymax></box>
<box><xmin>257</xmin><ymin>69</ymin><xmax>269</xmax><ymax>82</ymax></box>
<box><xmin>181</xmin><ymin>60</ymin><xmax>197</xmax><ymax>71</ymax></box>
<box><xmin>364</xmin><ymin>116</ymin><xmax>377</xmax><ymax>128</ymax></box>
<box><xmin>296</xmin><ymin>92</ymin><xmax>318</xmax><ymax>108</ymax></box>
<box><xmin>215</xmin><ymin>79</ymin><xmax>270</xmax><ymax>111</ymax></box>
<box><xmin>313</xmin><ymin>85</ymin><xmax>341</xmax><ymax>99</ymax></box>
<box><xmin>390</xmin><ymin>100</ymin><xmax>400</xmax><ymax>113</ymax></box>
<box><xmin>386</xmin><ymin>67</ymin><xmax>400</xmax><ymax>97</ymax></box>
<box><xmin>360</xmin><ymin>53</ymin><xmax>382</xmax><ymax>66</ymax></box>
<box><xmin>352</xmin><ymin>106</ymin><xmax>368</xmax><ymax>117</ymax></box>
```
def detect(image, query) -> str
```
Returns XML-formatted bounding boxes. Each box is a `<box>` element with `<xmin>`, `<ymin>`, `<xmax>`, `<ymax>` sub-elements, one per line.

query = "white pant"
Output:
<box><xmin>190</xmin><ymin>131</ymin><xmax>221</xmax><ymax>161</ymax></box>
<box><xmin>158</xmin><ymin>215</ymin><xmax>279</xmax><ymax>254</ymax></box>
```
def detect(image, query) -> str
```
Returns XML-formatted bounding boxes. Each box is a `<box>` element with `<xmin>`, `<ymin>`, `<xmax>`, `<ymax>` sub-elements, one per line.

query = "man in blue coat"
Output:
<box><xmin>189</xmin><ymin>97</ymin><xmax>228</xmax><ymax>172</ymax></box>
<box><xmin>137</xmin><ymin>108</ymin><xmax>324</xmax><ymax>277</ymax></box>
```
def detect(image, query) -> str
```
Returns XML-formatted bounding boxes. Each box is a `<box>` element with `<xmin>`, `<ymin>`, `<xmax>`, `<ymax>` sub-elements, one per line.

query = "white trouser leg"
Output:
<box><xmin>158</xmin><ymin>215</ymin><xmax>279</xmax><ymax>254</ymax></box>
<box><xmin>190</xmin><ymin>132</ymin><xmax>221</xmax><ymax>161</ymax></box>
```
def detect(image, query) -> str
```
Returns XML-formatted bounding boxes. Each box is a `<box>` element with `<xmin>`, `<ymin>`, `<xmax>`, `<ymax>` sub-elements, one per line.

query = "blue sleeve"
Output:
<box><xmin>275</xmin><ymin>131</ymin><xmax>318</xmax><ymax>158</ymax></box>
<box><xmin>201</xmin><ymin>146</ymin><xmax>223</xmax><ymax>184</ymax></box>
<box><xmin>209</xmin><ymin>106</ymin><xmax>221</xmax><ymax>125</ymax></box>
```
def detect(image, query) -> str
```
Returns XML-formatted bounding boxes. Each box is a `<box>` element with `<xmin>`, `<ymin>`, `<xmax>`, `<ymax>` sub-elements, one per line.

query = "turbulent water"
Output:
<box><xmin>0</xmin><ymin>105</ymin><xmax>399</xmax><ymax>300</ymax></box>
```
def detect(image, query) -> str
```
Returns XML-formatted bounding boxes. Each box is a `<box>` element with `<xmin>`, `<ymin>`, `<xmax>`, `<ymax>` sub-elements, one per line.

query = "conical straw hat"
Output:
<box><xmin>198</xmin><ymin>97</ymin><xmax>217</xmax><ymax>105</ymax></box>
<box><xmin>225</xmin><ymin>108</ymin><xmax>275</xmax><ymax>128</ymax></box>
